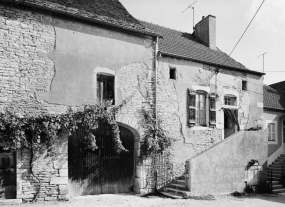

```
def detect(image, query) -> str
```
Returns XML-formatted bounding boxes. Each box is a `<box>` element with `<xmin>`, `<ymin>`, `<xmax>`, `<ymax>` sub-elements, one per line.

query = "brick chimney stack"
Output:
<box><xmin>194</xmin><ymin>15</ymin><xmax>216</xmax><ymax>50</ymax></box>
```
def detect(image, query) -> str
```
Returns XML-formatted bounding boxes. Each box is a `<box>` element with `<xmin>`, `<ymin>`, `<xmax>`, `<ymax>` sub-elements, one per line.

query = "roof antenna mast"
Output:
<box><xmin>182</xmin><ymin>0</ymin><xmax>197</xmax><ymax>32</ymax></box>
<box><xmin>257</xmin><ymin>52</ymin><xmax>268</xmax><ymax>73</ymax></box>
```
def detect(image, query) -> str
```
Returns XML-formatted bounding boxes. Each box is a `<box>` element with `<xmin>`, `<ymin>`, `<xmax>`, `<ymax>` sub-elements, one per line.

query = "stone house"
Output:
<box><xmin>263</xmin><ymin>81</ymin><xmax>285</xmax><ymax>193</ymax></box>
<box><xmin>0</xmin><ymin>0</ymin><xmax>267</xmax><ymax>202</ymax></box>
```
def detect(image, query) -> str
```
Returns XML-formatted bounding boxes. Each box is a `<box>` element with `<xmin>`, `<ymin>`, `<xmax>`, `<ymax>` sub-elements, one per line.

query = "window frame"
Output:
<box><xmin>97</xmin><ymin>73</ymin><xmax>115</xmax><ymax>105</ymax></box>
<box><xmin>169</xmin><ymin>67</ymin><xmax>177</xmax><ymax>80</ymax></box>
<box><xmin>188</xmin><ymin>86</ymin><xmax>216</xmax><ymax>129</ymax></box>
<box><xmin>195</xmin><ymin>91</ymin><xmax>207</xmax><ymax>126</ymax></box>
<box><xmin>242</xmin><ymin>80</ymin><xmax>247</xmax><ymax>91</ymax></box>
<box><xmin>224</xmin><ymin>95</ymin><xmax>237</xmax><ymax>106</ymax></box>
<box><xmin>267</xmin><ymin>120</ymin><xmax>278</xmax><ymax>144</ymax></box>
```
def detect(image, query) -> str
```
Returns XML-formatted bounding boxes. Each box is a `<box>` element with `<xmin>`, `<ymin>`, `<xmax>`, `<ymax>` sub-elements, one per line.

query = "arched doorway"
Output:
<box><xmin>68</xmin><ymin>124</ymin><xmax>135</xmax><ymax>197</ymax></box>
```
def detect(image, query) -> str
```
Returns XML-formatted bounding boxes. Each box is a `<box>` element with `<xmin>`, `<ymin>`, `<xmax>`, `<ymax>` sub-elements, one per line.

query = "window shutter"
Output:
<box><xmin>209</xmin><ymin>93</ymin><xmax>216</xmax><ymax>127</ymax></box>
<box><xmin>188</xmin><ymin>89</ymin><xmax>196</xmax><ymax>127</ymax></box>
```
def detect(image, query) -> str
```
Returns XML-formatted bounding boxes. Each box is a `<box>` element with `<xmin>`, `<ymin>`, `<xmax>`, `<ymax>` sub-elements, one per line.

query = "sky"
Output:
<box><xmin>119</xmin><ymin>0</ymin><xmax>285</xmax><ymax>85</ymax></box>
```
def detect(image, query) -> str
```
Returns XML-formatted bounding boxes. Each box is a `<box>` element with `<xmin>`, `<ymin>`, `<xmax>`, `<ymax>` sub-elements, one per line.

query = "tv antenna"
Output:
<box><xmin>257</xmin><ymin>52</ymin><xmax>268</xmax><ymax>73</ymax></box>
<box><xmin>182</xmin><ymin>0</ymin><xmax>197</xmax><ymax>31</ymax></box>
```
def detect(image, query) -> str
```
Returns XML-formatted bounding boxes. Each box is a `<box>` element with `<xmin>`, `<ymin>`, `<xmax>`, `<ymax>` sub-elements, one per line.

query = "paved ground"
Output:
<box><xmin>2</xmin><ymin>194</ymin><xmax>285</xmax><ymax>207</ymax></box>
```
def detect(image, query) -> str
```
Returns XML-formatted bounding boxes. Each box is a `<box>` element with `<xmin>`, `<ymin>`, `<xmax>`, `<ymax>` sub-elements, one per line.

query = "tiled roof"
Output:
<box><xmin>264</xmin><ymin>84</ymin><xmax>285</xmax><ymax>111</ymax></box>
<box><xmin>3</xmin><ymin>0</ymin><xmax>158</xmax><ymax>36</ymax></box>
<box><xmin>270</xmin><ymin>81</ymin><xmax>285</xmax><ymax>93</ymax></box>
<box><xmin>141</xmin><ymin>21</ymin><xmax>262</xmax><ymax>74</ymax></box>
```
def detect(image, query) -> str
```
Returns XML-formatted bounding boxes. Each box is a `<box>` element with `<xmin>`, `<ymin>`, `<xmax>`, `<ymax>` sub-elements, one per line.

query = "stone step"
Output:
<box><xmin>268</xmin><ymin>174</ymin><xmax>283</xmax><ymax>178</ymax></box>
<box><xmin>168</xmin><ymin>183</ymin><xmax>187</xmax><ymax>190</ymax></box>
<box><xmin>270</xmin><ymin>177</ymin><xmax>283</xmax><ymax>181</ymax></box>
<box><xmin>272</xmin><ymin>184</ymin><xmax>285</xmax><ymax>190</ymax></box>
<box><xmin>280</xmin><ymin>154</ymin><xmax>285</xmax><ymax>157</ymax></box>
<box><xmin>269</xmin><ymin>165</ymin><xmax>282</xmax><ymax>169</ymax></box>
<box><xmin>276</xmin><ymin>158</ymin><xmax>285</xmax><ymax>162</ymax></box>
<box><xmin>160</xmin><ymin>192</ymin><xmax>183</xmax><ymax>199</ymax></box>
<box><xmin>269</xmin><ymin>180</ymin><xmax>283</xmax><ymax>185</ymax></box>
<box><xmin>164</xmin><ymin>187</ymin><xmax>190</xmax><ymax>196</ymax></box>
<box><xmin>272</xmin><ymin>188</ymin><xmax>285</xmax><ymax>193</ymax></box>
<box><xmin>173</xmin><ymin>179</ymin><xmax>186</xmax><ymax>184</ymax></box>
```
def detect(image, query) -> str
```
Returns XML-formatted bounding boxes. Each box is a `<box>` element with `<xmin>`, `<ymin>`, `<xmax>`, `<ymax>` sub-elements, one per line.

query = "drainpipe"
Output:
<box><xmin>154</xmin><ymin>36</ymin><xmax>159</xmax><ymax>192</ymax></box>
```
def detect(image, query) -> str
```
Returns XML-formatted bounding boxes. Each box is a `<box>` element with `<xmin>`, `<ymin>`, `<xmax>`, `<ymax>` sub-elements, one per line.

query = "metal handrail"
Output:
<box><xmin>281</xmin><ymin>159</ymin><xmax>285</xmax><ymax>186</ymax></box>
<box><xmin>268</xmin><ymin>168</ymin><xmax>273</xmax><ymax>193</ymax></box>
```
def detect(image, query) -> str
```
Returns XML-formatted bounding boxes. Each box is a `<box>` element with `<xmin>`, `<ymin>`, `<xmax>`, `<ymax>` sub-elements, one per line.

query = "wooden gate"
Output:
<box><xmin>0</xmin><ymin>148</ymin><xmax>16</xmax><ymax>200</ymax></box>
<box><xmin>68</xmin><ymin>124</ymin><xmax>135</xmax><ymax>197</ymax></box>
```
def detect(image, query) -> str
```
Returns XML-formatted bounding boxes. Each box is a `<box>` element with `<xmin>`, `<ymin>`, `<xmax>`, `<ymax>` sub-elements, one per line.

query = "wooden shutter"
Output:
<box><xmin>209</xmin><ymin>93</ymin><xmax>216</xmax><ymax>127</ymax></box>
<box><xmin>188</xmin><ymin>89</ymin><xmax>196</xmax><ymax>127</ymax></box>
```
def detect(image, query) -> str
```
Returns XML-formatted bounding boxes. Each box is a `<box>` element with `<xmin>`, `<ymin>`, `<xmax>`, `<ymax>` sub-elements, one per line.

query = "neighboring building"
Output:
<box><xmin>0</xmin><ymin>0</ymin><xmax>267</xmax><ymax>202</ymax></box>
<box><xmin>264</xmin><ymin>81</ymin><xmax>285</xmax><ymax>165</ymax></box>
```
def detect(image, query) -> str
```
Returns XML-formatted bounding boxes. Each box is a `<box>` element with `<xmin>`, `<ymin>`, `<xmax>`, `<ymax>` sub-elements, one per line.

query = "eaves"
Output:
<box><xmin>160</xmin><ymin>51</ymin><xmax>265</xmax><ymax>76</ymax></box>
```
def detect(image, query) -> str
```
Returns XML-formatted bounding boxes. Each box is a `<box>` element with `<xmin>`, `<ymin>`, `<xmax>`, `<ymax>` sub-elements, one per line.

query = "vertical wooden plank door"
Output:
<box><xmin>0</xmin><ymin>148</ymin><xmax>16</xmax><ymax>200</ymax></box>
<box><xmin>68</xmin><ymin>124</ymin><xmax>135</xmax><ymax>197</ymax></box>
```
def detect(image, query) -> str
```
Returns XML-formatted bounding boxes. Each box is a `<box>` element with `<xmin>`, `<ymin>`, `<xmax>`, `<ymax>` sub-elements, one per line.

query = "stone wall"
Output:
<box><xmin>0</xmin><ymin>2</ymin><xmax>155</xmax><ymax>199</ymax></box>
<box><xmin>156</xmin><ymin>57</ymin><xmax>263</xmax><ymax>178</ymax></box>
<box><xmin>186</xmin><ymin>131</ymin><xmax>268</xmax><ymax>195</ymax></box>
<box><xmin>16</xmin><ymin>133</ymin><xmax>68</xmax><ymax>202</ymax></box>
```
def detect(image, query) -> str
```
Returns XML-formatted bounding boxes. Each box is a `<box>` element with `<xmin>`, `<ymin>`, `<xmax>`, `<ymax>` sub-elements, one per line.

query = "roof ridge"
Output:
<box><xmin>139</xmin><ymin>20</ymin><xmax>190</xmax><ymax>34</ymax></box>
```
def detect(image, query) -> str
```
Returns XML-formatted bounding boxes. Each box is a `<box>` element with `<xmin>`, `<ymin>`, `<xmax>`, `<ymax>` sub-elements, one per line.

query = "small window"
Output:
<box><xmin>242</xmin><ymin>81</ymin><xmax>247</xmax><ymax>91</ymax></box>
<box><xmin>224</xmin><ymin>96</ymin><xmax>237</xmax><ymax>106</ymax></box>
<box><xmin>170</xmin><ymin>68</ymin><xmax>176</xmax><ymax>80</ymax></box>
<box><xmin>97</xmin><ymin>74</ymin><xmax>115</xmax><ymax>104</ymax></box>
<box><xmin>268</xmin><ymin>123</ymin><xmax>276</xmax><ymax>141</ymax></box>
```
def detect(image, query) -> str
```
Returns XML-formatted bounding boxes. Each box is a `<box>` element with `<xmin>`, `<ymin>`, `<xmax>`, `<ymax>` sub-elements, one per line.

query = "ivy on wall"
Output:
<box><xmin>138</xmin><ymin>108</ymin><xmax>172</xmax><ymax>162</ymax></box>
<box><xmin>0</xmin><ymin>101</ymin><xmax>127</xmax><ymax>155</ymax></box>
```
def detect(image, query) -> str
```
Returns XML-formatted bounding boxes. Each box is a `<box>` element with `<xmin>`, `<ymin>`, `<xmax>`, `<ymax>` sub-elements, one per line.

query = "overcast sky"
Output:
<box><xmin>120</xmin><ymin>0</ymin><xmax>285</xmax><ymax>85</ymax></box>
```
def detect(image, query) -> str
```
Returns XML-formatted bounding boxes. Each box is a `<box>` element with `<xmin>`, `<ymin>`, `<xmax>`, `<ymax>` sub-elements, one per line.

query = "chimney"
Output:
<box><xmin>194</xmin><ymin>15</ymin><xmax>216</xmax><ymax>50</ymax></box>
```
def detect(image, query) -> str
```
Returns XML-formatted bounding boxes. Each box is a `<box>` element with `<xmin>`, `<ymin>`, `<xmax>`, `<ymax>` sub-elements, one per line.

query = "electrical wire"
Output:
<box><xmin>229</xmin><ymin>0</ymin><xmax>266</xmax><ymax>56</ymax></box>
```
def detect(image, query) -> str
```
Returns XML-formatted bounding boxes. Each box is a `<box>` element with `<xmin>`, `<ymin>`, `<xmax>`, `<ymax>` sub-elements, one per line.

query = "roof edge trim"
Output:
<box><xmin>2</xmin><ymin>0</ymin><xmax>161</xmax><ymax>38</ymax></box>
<box><xmin>160</xmin><ymin>51</ymin><xmax>265</xmax><ymax>76</ymax></box>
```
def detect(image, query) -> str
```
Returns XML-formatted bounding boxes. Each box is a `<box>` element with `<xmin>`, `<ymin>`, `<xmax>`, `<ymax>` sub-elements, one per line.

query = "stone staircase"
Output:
<box><xmin>267</xmin><ymin>154</ymin><xmax>285</xmax><ymax>193</ymax></box>
<box><xmin>160</xmin><ymin>174</ymin><xmax>190</xmax><ymax>199</ymax></box>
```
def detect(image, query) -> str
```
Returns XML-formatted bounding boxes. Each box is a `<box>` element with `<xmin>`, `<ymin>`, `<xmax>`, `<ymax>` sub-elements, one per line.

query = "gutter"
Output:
<box><xmin>160</xmin><ymin>51</ymin><xmax>265</xmax><ymax>76</ymax></box>
<box><xmin>2</xmin><ymin>0</ymin><xmax>162</xmax><ymax>38</ymax></box>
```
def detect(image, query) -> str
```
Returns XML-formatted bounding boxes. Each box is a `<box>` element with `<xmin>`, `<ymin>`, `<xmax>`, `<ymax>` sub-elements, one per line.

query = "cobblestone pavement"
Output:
<box><xmin>2</xmin><ymin>194</ymin><xmax>285</xmax><ymax>207</ymax></box>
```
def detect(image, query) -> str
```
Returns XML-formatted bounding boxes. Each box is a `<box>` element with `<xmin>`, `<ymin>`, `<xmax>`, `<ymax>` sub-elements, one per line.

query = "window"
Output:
<box><xmin>283</xmin><ymin>120</ymin><xmax>285</xmax><ymax>143</ymax></box>
<box><xmin>195</xmin><ymin>92</ymin><xmax>206</xmax><ymax>126</ymax></box>
<box><xmin>209</xmin><ymin>93</ymin><xmax>216</xmax><ymax>125</ymax></box>
<box><xmin>242</xmin><ymin>81</ymin><xmax>247</xmax><ymax>91</ymax></box>
<box><xmin>188</xmin><ymin>89</ymin><xmax>216</xmax><ymax>127</ymax></box>
<box><xmin>97</xmin><ymin>74</ymin><xmax>114</xmax><ymax>104</ymax></box>
<box><xmin>169</xmin><ymin>68</ymin><xmax>176</xmax><ymax>80</ymax></box>
<box><xmin>224</xmin><ymin>96</ymin><xmax>237</xmax><ymax>106</ymax></box>
<box><xmin>268</xmin><ymin>123</ymin><xmax>276</xmax><ymax>141</ymax></box>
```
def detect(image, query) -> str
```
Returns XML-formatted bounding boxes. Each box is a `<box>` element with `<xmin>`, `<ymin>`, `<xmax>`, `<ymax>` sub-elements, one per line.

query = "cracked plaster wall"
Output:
<box><xmin>157</xmin><ymin>57</ymin><xmax>263</xmax><ymax>177</ymax></box>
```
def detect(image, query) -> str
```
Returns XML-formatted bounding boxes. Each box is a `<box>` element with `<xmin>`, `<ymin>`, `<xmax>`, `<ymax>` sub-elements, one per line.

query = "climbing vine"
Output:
<box><xmin>138</xmin><ymin>108</ymin><xmax>172</xmax><ymax>162</ymax></box>
<box><xmin>0</xmin><ymin>101</ymin><xmax>127</xmax><ymax>154</ymax></box>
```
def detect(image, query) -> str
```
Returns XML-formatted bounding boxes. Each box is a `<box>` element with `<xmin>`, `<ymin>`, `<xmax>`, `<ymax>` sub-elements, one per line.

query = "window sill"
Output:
<box><xmin>268</xmin><ymin>140</ymin><xmax>278</xmax><ymax>145</ymax></box>
<box><xmin>222</xmin><ymin>105</ymin><xmax>238</xmax><ymax>109</ymax></box>
<box><xmin>190</xmin><ymin>126</ymin><xmax>214</xmax><ymax>131</ymax></box>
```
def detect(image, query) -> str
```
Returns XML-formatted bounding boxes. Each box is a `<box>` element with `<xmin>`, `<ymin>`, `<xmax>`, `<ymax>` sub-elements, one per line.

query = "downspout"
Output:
<box><xmin>154</xmin><ymin>36</ymin><xmax>159</xmax><ymax>192</ymax></box>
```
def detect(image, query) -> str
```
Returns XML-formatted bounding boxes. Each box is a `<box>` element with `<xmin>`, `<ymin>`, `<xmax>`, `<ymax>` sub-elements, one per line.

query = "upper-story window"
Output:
<box><xmin>224</xmin><ymin>95</ymin><xmax>237</xmax><ymax>106</ymax></box>
<box><xmin>242</xmin><ymin>80</ymin><xmax>247</xmax><ymax>91</ymax></box>
<box><xmin>268</xmin><ymin>123</ymin><xmax>276</xmax><ymax>141</ymax></box>
<box><xmin>97</xmin><ymin>74</ymin><xmax>114</xmax><ymax>104</ymax></box>
<box><xmin>169</xmin><ymin>67</ymin><xmax>177</xmax><ymax>80</ymax></box>
<box><xmin>188</xmin><ymin>88</ymin><xmax>216</xmax><ymax>128</ymax></box>
<box><xmin>195</xmin><ymin>91</ymin><xmax>206</xmax><ymax>126</ymax></box>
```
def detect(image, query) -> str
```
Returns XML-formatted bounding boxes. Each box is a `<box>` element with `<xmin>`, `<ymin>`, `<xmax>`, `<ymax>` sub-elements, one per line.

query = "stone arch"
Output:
<box><xmin>116</xmin><ymin>114</ymin><xmax>142</xmax><ymax>141</ymax></box>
